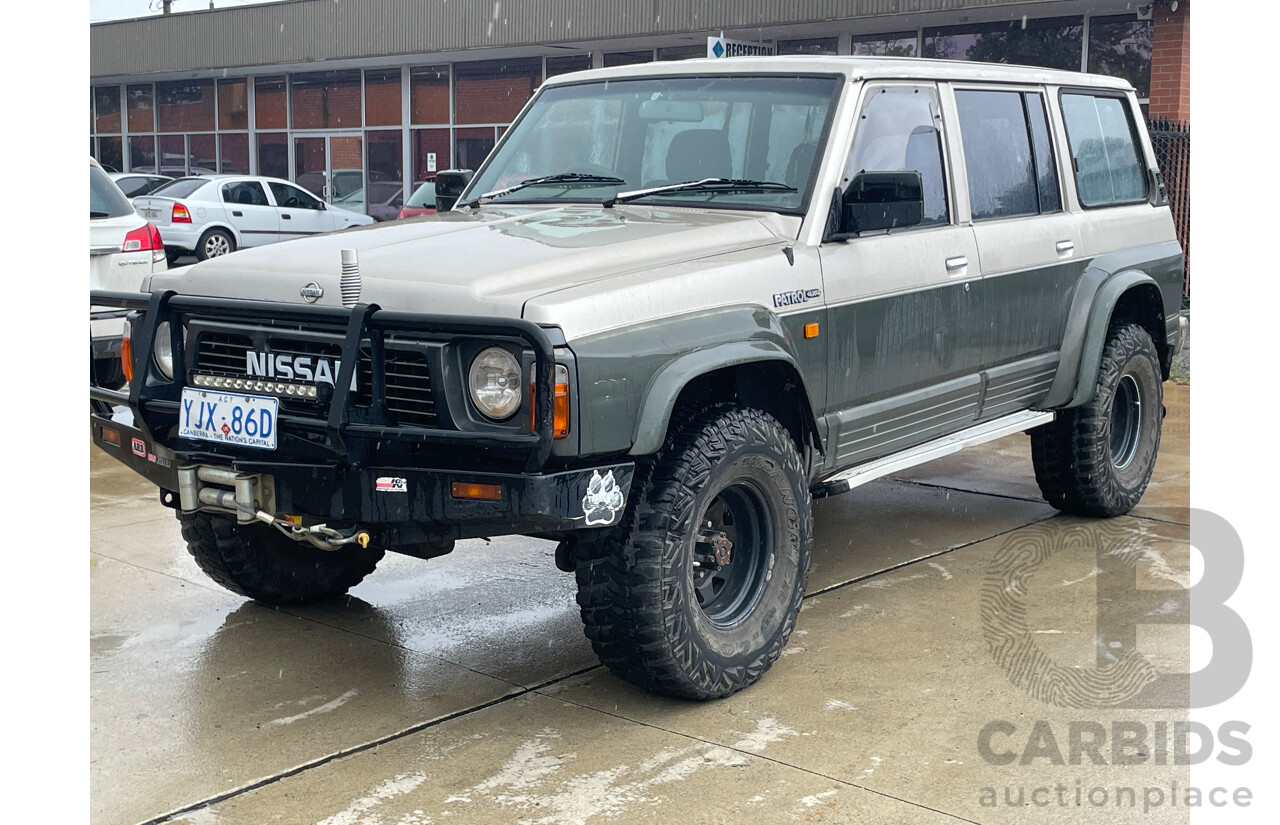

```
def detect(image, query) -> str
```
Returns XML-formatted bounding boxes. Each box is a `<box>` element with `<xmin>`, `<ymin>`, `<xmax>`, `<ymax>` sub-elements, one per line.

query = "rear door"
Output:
<box><xmin>943</xmin><ymin>84</ymin><xmax>1087</xmax><ymax>419</ymax></box>
<box><xmin>219</xmin><ymin>180</ymin><xmax>279</xmax><ymax>247</ymax></box>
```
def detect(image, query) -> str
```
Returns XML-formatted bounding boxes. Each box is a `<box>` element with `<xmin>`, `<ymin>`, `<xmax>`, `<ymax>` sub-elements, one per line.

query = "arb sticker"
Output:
<box><xmin>131</xmin><ymin>437</ymin><xmax>147</xmax><ymax>457</ymax></box>
<box><xmin>376</xmin><ymin>477</ymin><xmax>408</xmax><ymax>493</ymax></box>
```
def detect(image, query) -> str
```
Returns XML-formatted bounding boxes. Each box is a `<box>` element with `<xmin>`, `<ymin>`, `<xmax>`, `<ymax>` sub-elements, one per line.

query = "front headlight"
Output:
<box><xmin>468</xmin><ymin>347</ymin><xmax>522</xmax><ymax>420</ymax></box>
<box><xmin>153</xmin><ymin>321</ymin><xmax>174</xmax><ymax>380</ymax></box>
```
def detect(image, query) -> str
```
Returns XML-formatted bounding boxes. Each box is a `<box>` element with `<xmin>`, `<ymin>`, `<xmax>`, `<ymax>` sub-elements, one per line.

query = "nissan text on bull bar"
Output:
<box><xmin>90</xmin><ymin>56</ymin><xmax>1186</xmax><ymax>700</ymax></box>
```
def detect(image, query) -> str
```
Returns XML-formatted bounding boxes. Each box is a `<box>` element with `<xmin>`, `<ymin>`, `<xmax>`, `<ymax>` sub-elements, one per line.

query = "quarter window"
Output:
<box><xmin>845</xmin><ymin>84</ymin><xmax>948</xmax><ymax>226</ymax></box>
<box><xmin>1060</xmin><ymin>93</ymin><xmax>1147</xmax><ymax>207</ymax></box>
<box><xmin>954</xmin><ymin>90</ymin><xmax>1061</xmax><ymax>220</ymax></box>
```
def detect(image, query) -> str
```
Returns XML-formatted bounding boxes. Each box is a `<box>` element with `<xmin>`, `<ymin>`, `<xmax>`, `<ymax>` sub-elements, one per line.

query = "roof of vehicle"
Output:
<box><xmin>164</xmin><ymin>174</ymin><xmax>309</xmax><ymax>186</ymax></box>
<box><xmin>542</xmin><ymin>55</ymin><xmax>1133</xmax><ymax>93</ymax></box>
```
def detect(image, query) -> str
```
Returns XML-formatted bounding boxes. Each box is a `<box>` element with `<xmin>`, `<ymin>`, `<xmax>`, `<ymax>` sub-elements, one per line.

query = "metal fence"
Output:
<box><xmin>1148</xmin><ymin>117</ymin><xmax>1191</xmax><ymax>301</ymax></box>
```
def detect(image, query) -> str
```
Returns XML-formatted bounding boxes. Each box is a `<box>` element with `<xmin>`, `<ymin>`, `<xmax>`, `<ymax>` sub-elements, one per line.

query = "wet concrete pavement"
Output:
<box><xmin>91</xmin><ymin>384</ymin><xmax>1190</xmax><ymax>825</ymax></box>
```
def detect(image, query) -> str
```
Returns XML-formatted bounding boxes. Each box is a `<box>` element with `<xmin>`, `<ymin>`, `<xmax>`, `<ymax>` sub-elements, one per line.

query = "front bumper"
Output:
<box><xmin>89</xmin><ymin>290</ymin><xmax>628</xmax><ymax>546</ymax></box>
<box><xmin>92</xmin><ymin>413</ymin><xmax>632</xmax><ymax>543</ymax></box>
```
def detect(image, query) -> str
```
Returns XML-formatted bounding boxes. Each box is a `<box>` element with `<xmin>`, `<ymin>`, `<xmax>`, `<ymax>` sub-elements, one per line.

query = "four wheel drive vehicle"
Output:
<box><xmin>90</xmin><ymin>157</ymin><xmax>168</xmax><ymax>389</ymax></box>
<box><xmin>133</xmin><ymin>174</ymin><xmax>375</xmax><ymax>262</ymax></box>
<box><xmin>90</xmin><ymin>57</ymin><xmax>1186</xmax><ymax>701</ymax></box>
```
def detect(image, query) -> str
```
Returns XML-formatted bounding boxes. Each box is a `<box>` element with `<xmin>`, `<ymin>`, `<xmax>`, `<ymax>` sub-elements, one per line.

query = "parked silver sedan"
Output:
<box><xmin>132</xmin><ymin>174</ymin><xmax>375</xmax><ymax>262</ymax></box>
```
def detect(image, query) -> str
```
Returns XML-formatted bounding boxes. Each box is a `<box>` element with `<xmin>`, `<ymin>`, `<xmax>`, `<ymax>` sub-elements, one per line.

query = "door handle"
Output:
<box><xmin>282</xmin><ymin>214</ymin><xmax>292</xmax><ymax>220</ymax></box>
<box><xmin>232</xmin><ymin>210</ymin><xmax>243</xmax><ymax>217</ymax></box>
<box><xmin>1056</xmin><ymin>240</ymin><xmax>1075</xmax><ymax>254</ymax></box>
<box><xmin>945</xmin><ymin>256</ymin><xmax>968</xmax><ymax>271</ymax></box>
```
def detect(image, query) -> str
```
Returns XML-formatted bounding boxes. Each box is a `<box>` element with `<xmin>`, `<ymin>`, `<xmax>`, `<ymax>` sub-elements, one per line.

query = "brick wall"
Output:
<box><xmin>1149</xmin><ymin>0</ymin><xmax>1190</xmax><ymax>121</ymax></box>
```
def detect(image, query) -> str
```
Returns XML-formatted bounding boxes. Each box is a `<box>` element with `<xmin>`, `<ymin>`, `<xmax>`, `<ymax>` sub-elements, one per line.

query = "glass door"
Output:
<box><xmin>293</xmin><ymin>133</ymin><xmax>365</xmax><ymax>214</ymax></box>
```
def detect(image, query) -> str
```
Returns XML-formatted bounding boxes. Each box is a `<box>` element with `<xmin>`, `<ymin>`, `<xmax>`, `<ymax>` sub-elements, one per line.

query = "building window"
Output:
<box><xmin>255</xmin><ymin>76</ymin><xmax>287</xmax><ymax>129</ymax></box>
<box><xmin>1088</xmin><ymin>14</ymin><xmax>1153</xmax><ymax>100</ymax></box>
<box><xmin>456</xmin><ymin>126</ymin><xmax>497</xmax><ymax>171</ymax></box>
<box><xmin>189</xmin><ymin>133</ymin><xmax>217</xmax><ymax>175</ymax></box>
<box><xmin>851</xmin><ymin>32</ymin><xmax>917</xmax><ymax>56</ymax></box>
<box><xmin>455</xmin><ymin>59</ymin><xmax>541</xmax><ymax>125</ymax></box>
<box><xmin>97</xmin><ymin>136</ymin><xmax>123</xmax><ymax>173</ymax></box>
<box><xmin>157</xmin><ymin>79</ymin><xmax>215</xmax><ymax>132</ymax></box>
<box><xmin>604</xmin><ymin>50</ymin><xmax>653</xmax><ymax>67</ymax></box>
<box><xmin>657</xmin><ymin>44</ymin><xmax>707</xmax><ymax>61</ymax></box>
<box><xmin>365</xmin><ymin>69</ymin><xmax>402</xmax><ymax>127</ymax></box>
<box><xmin>219</xmin><ymin>133</ymin><xmax>249</xmax><ymax>174</ymax></box>
<box><xmin>127</xmin><ymin>84</ymin><xmax>154</xmax><ymax>133</ymax></box>
<box><xmin>257</xmin><ymin>133</ymin><xmax>289</xmax><ymax>179</ymax></box>
<box><xmin>291</xmin><ymin>70</ymin><xmax>361</xmax><ymax>129</ymax></box>
<box><xmin>128</xmin><ymin>135</ymin><xmax>155</xmax><ymax>172</ymax></box>
<box><xmin>94</xmin><ymin>86</ymin><xmax>121</xmax><ymax>134</ymax></box>
<box><xmin>217</xmin><ymin>79</ymin><xmax>248</xmax><ymax>130</ymax></box>
<box><xmin>410</xmin><ymin>65</ymin><xmax>450</xmax><ymax>125</ymax></box>
<box><xmin>777</xmin><ymin>37</ymin><xmax>838</xmax><ymax>56</ymax></box>
<box><xmin>923</xmin><ymin>17</ymin><xmax>1084</xmax><ymax>72</ymax></box>
<box><xmin>546</xmin><ymin>55</ymin><xmax>591</xmax><ymax>79</ymax></box>
<box><xmin>413</xmin><ymin>128</ymin><xmax>451</xmax><ymax>182</ymax></box>
<box><xmin>367</xmin><ymin>129</ymin><xmax>403</xmax><ymax>183</ymax></box>
<box><xmin>158</xmin><ymin>134</ymin><xmax>186</xmax><ymax>175</ymax></box>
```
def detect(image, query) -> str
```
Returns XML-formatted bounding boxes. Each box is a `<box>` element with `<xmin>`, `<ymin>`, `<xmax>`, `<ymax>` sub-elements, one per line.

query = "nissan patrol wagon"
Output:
<box><xmin>90</xmin><ymin>56</ymin><xmax>1185</xmax><ymax>700</ymax></box>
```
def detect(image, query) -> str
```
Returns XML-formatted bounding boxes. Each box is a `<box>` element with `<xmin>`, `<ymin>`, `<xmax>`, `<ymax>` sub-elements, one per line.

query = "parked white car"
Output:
<box><xmin>90</xmin><ymin>157</ymin><xmax>168</xmax><ymax>388</ymax></box>
<box><xmin>132</xmin><ymin>174</ymin><xmax>376</xmax><ymax>262</ymax></box>
<box><xmin>109</xmin><ymin>172</ymin><xmax>174</xmax><ymax>200</ymax></box>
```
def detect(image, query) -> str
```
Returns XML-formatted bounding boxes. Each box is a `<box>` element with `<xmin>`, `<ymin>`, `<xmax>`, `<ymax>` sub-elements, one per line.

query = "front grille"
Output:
<box><xmin>192</xmin><ymin>327</ymin><xmax>437</xmax><ymax>427</ymax></box>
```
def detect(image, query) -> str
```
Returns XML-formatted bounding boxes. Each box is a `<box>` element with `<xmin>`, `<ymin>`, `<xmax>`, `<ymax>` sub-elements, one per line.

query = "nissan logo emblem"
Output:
<box><xmin>300</xmin><ymin>282</ymin><xmax>324</xmax><ymax>303</ymax></box>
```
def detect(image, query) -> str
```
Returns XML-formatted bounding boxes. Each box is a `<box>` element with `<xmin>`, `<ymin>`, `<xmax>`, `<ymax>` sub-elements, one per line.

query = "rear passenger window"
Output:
<box><xmin>1060</xmin><ymin>92</ymin><xmax>1147</xmax><ymax>207</ymax></box>
<box><xmin>222</xmin><ymin>181</ymin><xmax>269</xmax><ymax>206</ymax></box>
<box><xmin>955</xmin><ymin>90</ymin><xmax>1061</xmax><ymax>221</ymax></box>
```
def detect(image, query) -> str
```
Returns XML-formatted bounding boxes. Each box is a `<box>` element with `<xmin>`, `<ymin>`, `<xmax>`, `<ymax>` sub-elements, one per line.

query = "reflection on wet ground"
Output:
<box><xmin>91</xmin><ymin>384</ymin><xmax>1190</xmax><ymax>825</ymax></box>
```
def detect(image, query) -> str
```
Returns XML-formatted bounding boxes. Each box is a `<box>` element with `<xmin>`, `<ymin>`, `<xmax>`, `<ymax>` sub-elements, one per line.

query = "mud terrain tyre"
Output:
<box><xmin>178</xmin><ymin>512</ymin><xmax>384</xmax><ymax>604</ymax></box>
<box><xmin>1030</xmin><ymin>322</ymin><xmax>1163</xmax><ymax>517</ymax></box>
<box><xmin>574</xmin><ymin>407</ymin><xmax>812</xmax><ymax>700</ymax></box>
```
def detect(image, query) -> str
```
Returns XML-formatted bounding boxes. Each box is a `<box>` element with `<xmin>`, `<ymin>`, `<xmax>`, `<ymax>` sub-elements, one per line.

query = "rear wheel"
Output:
<box><xmin>575</xmin><ymin>407</ymin><xmax>812</xmax><ymax>699</ymax></box>
<box><xmin>177</xmin><ymin>512</ymin><xmax>383</xmax><ymax>604</ymax></box>
<box><xmin>1030</xmin><ymin>323</ymin><xmax>1163</xmax><ymax>517</ymax></box>
<box><xmin>196</xmin><ymin>228</ymin><xmax>235</xmax><ymax>260</ymax></box>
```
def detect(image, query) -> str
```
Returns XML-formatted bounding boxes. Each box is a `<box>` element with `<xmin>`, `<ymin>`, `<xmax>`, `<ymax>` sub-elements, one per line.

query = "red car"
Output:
<box><xmin>397</xmin><ymin>181</ymin><xmax>437</xmax><ymax>219</ymax></box>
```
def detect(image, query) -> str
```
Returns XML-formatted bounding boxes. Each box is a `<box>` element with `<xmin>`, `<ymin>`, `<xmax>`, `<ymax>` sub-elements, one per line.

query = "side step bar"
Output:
<box><xmin>812</xmin><ymin>410</ymin><xmax>1055</xmax><ymax>499</ymax></box>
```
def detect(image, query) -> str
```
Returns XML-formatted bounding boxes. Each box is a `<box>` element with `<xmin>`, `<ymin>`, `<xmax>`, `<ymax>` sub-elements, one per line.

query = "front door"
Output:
<box><xmin>294</xmin><ymin>134</ymin><xmax>366</xmax><ymax>214</ymax></box>
<box><xmin>818</xmin><ymin>81</ymin><xmax>984</xmax><ymax>473</ymax></box>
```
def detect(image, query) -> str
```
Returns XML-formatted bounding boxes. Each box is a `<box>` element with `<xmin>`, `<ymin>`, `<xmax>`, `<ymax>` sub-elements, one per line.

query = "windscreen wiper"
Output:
<box><xmin>604</xmin><ymin>178</ymin><xmax>797</xmax><ymax>208</ymax></box>
<box><xmin>463</xmin><ymin>172</ymin><xmax>626</xmax><ymax>207</ymax></box>
<box><xmin>90</xmin><ymin>211</ymin><xmax>111</xmax><ymax>218</ymax></box>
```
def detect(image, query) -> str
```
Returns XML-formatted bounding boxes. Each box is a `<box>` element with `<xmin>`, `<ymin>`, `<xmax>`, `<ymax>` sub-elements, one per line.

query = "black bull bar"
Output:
<box><xmin>89</xmin><ymin>289</ymin><xmax>558</xmax><ymax>473</ymax></box>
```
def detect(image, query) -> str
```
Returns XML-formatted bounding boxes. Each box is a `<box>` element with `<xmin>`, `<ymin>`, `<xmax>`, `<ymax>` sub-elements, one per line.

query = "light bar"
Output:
<box><xmin>190</xmin><ymin>373</ymin><xmax>319</xmax><ymax>399</ymax></box>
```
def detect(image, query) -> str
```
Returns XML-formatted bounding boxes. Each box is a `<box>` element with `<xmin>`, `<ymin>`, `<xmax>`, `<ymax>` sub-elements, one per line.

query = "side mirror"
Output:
<box><xmin>827</xmin><ymin>171</ymin><xmax>924</xmax><ymax>241</ymax></box>
<box><xmin>435</xmin><ymin>169</ymin><xmax>475</xmax><ymax>212</ymax></box>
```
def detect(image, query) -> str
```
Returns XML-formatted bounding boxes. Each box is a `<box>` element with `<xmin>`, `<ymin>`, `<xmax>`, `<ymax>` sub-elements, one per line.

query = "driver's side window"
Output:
<box><xmin>844</xmin><ymin>84</ymin><xmax>949</xmax><ymax>226</ymax></box>
<box><xmin>269</xmin><ymin>182</ymin><xmax>323</xmax><ymax>210</ymax></box>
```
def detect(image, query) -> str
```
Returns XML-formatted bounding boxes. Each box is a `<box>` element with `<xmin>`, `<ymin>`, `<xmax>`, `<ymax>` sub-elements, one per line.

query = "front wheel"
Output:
<box><xmin>1030</xmin><ymin>323</ymin><xmax>1163</xmax><ymax>517</ymax></box>
<box><xmin>178</xmin><ymin>512</ymin><xmax>384</xmax><ymax>604</ymax></box>
<box><xmin>196</xmin><ymin>228</ymin><xmax>235</xmax><ymax>260</ymax></box>
<box><xmin>575</xmin><ymin>407</ymin><xmax>812</xmax><ymax>700</ymax></box>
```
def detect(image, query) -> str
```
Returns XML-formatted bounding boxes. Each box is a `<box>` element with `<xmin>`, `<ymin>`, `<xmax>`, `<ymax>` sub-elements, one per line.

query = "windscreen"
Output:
<box><xmin>465</xmin><ymin>74</ymin><xmax>841</xmax><ymax>213</ymax></box>
<box><xmin>405</xmin><ymin>182</ymin><xmax>437</xmax><ymax>208</ymax></box>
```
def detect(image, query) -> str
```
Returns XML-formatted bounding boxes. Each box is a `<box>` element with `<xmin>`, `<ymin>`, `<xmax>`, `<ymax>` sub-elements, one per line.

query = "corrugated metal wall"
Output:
<box><xmin>91</xmin><ymin>0</ymin><xmax>1061</xmax><ymax>78</ymax></box>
